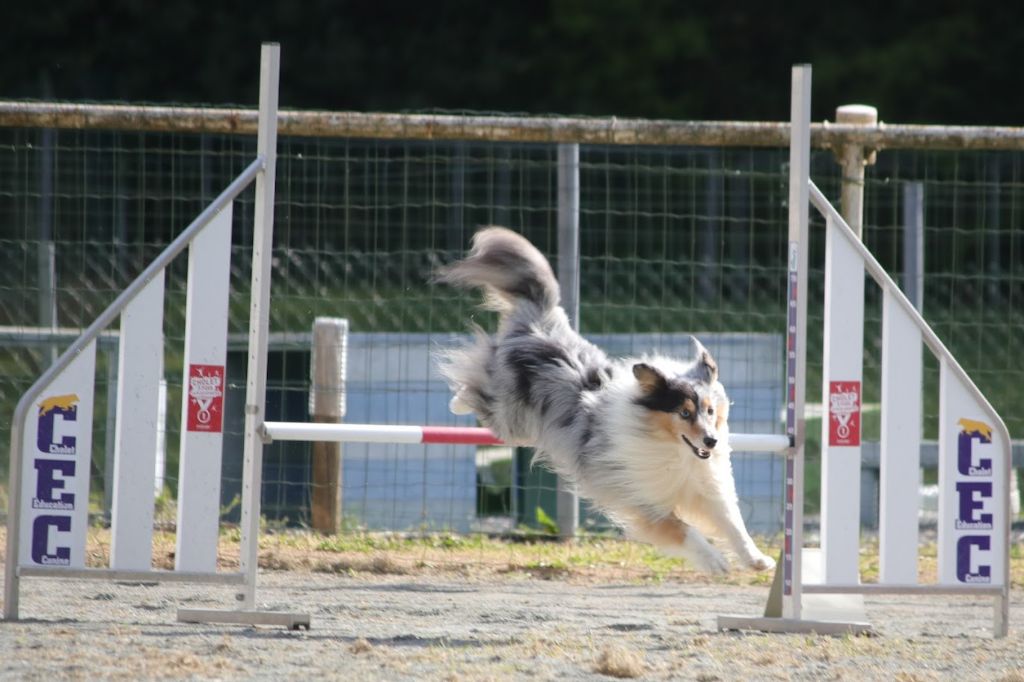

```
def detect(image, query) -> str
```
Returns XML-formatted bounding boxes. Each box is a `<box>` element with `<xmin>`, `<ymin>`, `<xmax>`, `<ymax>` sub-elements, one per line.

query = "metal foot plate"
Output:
<box><xmin>177</xmin><ymin>608</ymin><xmax>311</xmax><ymax>630</ymax></box>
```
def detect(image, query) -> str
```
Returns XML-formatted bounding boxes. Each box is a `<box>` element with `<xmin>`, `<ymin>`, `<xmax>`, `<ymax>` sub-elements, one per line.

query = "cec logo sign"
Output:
<box><xmin>20</xmin><ymin>344</ymin><xmax>95</xmax><ymax>570</ymax></box>
<box><xmin>29</xmin><ymin>393</ymin><xmax>81</xmax><ymax>566</ymax></box>
<box><xmin>952</xmin><ymin>418</ymin><xmax>995</xmax><ymax>583</ymax></box>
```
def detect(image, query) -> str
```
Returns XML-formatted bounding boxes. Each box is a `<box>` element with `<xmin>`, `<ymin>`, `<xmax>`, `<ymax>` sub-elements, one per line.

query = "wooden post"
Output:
<box><xmin>309</xmin><ymin>318</ymin><xmax>347</xmax><ymax>533</ymax></box>
<box><xmin>833</xmin><ymin>104</ymin><xmax>878</xmax><ymax>240</ymax></box>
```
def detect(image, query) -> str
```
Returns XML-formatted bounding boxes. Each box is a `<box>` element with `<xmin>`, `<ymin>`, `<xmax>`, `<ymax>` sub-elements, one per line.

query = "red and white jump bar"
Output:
<box><xmin>261</xmin><ymin>421</ymin><xmax>789</xmax><ymax>452</ymax></box>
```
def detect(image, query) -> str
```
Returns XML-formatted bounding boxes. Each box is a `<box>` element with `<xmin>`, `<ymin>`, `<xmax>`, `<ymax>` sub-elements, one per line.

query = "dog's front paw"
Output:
<box><xmin>747</xmin><ymin>552</ymin><xmax>776</xmax><ymax>572</ymax></box>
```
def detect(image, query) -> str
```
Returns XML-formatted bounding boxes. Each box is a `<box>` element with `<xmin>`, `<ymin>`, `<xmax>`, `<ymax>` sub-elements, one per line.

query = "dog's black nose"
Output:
<box><xmin>703</xmin><ymin>436</ymin><xmax>718</xmax><ymax>449</ymax></box>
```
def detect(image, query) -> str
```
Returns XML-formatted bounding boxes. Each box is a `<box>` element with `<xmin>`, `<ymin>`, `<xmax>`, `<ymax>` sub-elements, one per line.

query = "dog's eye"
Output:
<box><xmin>707</xmin><ymin>407</ymin><xmax>714</xmax><ymax>416</ymax></box>
<box><xmin>680</xmin><ymin>409</ymin><xmax>691</xmax><ymax>419</ymax></box>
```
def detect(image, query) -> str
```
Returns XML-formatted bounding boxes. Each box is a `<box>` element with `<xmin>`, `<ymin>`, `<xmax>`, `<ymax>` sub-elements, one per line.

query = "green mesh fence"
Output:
<box><xmin>0</xmin><ymin>117</ymin><xmax>1020</xmax><ymax>536</ymax></box>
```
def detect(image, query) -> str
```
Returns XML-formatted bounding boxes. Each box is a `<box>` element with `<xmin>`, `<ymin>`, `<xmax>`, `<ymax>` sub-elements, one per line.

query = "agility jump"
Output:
<box><xmin>4</xmin><ymin>51</ymin><xmax>1011</xmax><ymax>637</ymax></box>
<box><xmin>717</xmin><ymin>65</ymin><xmax>1011</xmax><ymax>638</ymax></box>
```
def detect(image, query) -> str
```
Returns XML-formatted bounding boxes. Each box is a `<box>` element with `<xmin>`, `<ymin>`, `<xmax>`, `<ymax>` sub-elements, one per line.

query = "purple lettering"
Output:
<box><xmin>955</xmin><ymin>481</ymin><xmax>992</xmax><ymax>528</ymax></box>
<box><xmin>31</xmin><ymin>515</ymin><xmax>72</xmax><ymax>566</ymax></box>
<box><xmin>956</xmin><ymin>535</ymin><xmax>991</xmax><ymax>583</ymax></box>
<box><xmin>34</xmin><ymin>459</ymin><xmax>76</xmax><ymax>508</ymax></box>
<box><xmin>957</xmin><ymin>431</ymin><xmax>992</xmax><ymax>477</ymax></box>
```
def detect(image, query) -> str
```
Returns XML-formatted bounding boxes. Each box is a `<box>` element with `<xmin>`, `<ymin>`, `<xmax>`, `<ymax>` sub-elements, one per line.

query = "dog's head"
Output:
<box><xmin>632</xmin><ymin>338</ymin><xmax>729</xmax><ymax>459</ymax></box>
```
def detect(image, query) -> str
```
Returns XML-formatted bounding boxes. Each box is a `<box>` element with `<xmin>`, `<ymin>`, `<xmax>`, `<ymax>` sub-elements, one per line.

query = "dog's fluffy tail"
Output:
<box><xmin>436</xmin><ymin>226</ymin><xmax>559</xmax><ymax>313</ymax></box>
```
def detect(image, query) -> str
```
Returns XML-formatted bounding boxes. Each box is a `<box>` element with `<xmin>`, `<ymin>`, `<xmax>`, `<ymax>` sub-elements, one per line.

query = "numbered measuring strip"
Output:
<box><xmin>783</xmin><ymin>241</ymin><xmax>799</xmax><ymax>597</ymax></box>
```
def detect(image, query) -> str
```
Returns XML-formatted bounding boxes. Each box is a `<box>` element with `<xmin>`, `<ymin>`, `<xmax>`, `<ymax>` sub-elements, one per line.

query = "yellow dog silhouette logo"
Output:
<box><xmin>36</xmin><ymin>393</ymin><xmax>81</xmax><ymax>455</ymax></box>
<box><xmin>38</xmin><ymin>394</ymin><xmax>79</xmax><ymax>416</ymax></box>
<box><xmin>957</xmin><ymin>418</ymin><xmax>993</xmax><ymax>442</ymax></box>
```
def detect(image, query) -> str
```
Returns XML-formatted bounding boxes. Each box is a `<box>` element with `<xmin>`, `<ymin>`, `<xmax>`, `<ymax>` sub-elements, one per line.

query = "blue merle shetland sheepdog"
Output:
<box><xmin>436</xmin><ymin>227</ymin><xmax>775</xmax><ymax>574</ymax></box>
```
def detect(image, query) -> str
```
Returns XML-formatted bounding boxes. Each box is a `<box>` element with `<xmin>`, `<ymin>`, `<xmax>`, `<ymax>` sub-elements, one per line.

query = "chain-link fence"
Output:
<box><xmin>0</xmin><ymin>107</ymin><xmax>1020</xmax><ymax>539</ymax></box>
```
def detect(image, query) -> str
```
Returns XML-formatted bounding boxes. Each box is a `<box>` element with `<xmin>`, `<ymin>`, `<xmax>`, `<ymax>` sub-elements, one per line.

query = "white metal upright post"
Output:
<box><xmin>715</xmin><ymin>64</ymin><xmax>826</xmax><ymax>635</ymax></box>
<box><xmin>239</xmin><ymin>43</ymin><xmax>280</xmax><ymax>610</ymax></box>
<box><xmin>783</xmin><ymin>63</ymin><xmax>812</xmax><ymax>622</ymax></box>
<box><xmin>172</xmin><ymin>44</ymin><xmax>306</xmax><ymax>629</ymax></box>
<box><xmin>820</xmin><ymin>214</ymin><xmax>865</xmax><ymax>584</ymax></box>
<box><xmin>175</xmin><ymin>205</ymin><xmax>233</xmax><ymax>573</ymax></box>
<box><xmin>879</xmin><ymin>287</ymin><xmax>922</xmax><ymax>583</ymax></box>
<box><xmin>556</xmin><ymin>143</ymin><xmax>580</xmax><ymax>541</ymax></box>
<box><xmin>111</xmin><ymin>274</ymin><xmax>165</xmax><ymax>570</ymax></box>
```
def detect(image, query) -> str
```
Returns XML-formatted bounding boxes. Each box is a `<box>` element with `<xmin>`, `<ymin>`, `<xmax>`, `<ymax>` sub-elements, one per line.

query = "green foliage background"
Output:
<box><xmin>2</xmin><ymin>3</ymin><xmax>1022</xmax><ymax>125</ymax></box>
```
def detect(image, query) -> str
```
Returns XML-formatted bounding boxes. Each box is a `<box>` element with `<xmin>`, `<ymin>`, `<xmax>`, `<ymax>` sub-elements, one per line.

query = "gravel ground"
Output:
<box><xmin>2</xmin><ymin>569</ymin><xmax>1022</xmax><ymax>680</ymax></box>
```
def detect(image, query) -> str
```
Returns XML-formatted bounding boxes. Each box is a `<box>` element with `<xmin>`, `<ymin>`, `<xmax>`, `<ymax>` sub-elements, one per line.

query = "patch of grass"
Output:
<box><xmin>350</xmin><ymin>638</ymin><xmax>373</xmax><ymax>654</ymax></box>
<box><xmin>322</xmin><ymin>555</ymin><xmax>409</xmax><ymax>576</ymax></box>
<box><xmin>289</xmin><ymin>530</ymin><xmax>781</xmax><ymax>583</ymax></box>
<box><xmin>315</xmin><ymin>532</ymin><xmax>490</xmax><ymax>554</ymax></box>
<box><xmin>154</xmin><ymin>486</ymin><xmax>177</xmax><ymax>528</ymax></box>
<box><xmin>535</xmin><ymin>506</ymin><xmax>560</xmax><ymax>536</ymax></box>
<box><xmin>504</xmin><ymin>560</ymin><xmax>572</xmax><ymax>580</ymax></box>
<box><xmin>594</xmin><ymin>644</ymin><xmax>646</xmax><ymax>679</ymax></box>
<box><xmin>3</xmin><ymin>522</ymin><xmax>1022</xmax><ymax>588</ymax></box>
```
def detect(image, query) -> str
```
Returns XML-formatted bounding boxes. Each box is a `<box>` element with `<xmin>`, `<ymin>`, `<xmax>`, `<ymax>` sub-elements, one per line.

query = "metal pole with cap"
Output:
<box><xmin>833</xmin><ymin>104</ymin><xmax>879</xmax><ymax>240</ymax></box>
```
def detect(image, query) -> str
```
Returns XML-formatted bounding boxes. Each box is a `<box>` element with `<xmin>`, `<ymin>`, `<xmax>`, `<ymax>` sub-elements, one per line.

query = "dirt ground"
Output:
<box><xmin>2</xmin><ymin>560</ymin><xmax>1023</xmax><ymax>680</ymax></box>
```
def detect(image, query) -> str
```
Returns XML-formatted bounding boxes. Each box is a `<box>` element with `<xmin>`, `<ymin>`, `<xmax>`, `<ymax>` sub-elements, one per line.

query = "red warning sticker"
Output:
<box><xmin>186</xmin><ymin>364</ymin><xmax>225</xmax><ymax>433</ymax></box>
<box><xmin>828</xmin><ymin>381</ymin><xmax>860</xmax><ymax>446</ymax></box>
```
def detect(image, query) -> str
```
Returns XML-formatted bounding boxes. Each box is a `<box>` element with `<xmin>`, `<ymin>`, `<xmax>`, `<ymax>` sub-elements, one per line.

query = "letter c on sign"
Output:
<box><xmin>957</xmin><ymin>431</ymin><xmax>992</xmax><ymax>476</ymax></box>
<box><xmin>956</xmin><ymin>535</ymin><xmax>991</xmax><ymax>583</ymax></box>
<box><xmin>31</xmin><ymin>515</ymin><xmax>72</xmax><ymax>565</ymax></box>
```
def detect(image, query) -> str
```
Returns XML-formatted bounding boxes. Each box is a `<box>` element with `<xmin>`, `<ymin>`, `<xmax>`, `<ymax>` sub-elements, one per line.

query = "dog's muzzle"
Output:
<box><xmin>681</xmin><ymin>434</ymin><xmax>712</xmax><ymax>459</ymax></box>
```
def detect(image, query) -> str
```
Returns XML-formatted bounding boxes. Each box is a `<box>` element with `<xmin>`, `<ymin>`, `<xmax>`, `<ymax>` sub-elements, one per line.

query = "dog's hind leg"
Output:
<box><xmin>624</xmin><ymin>512</ymin><xmax>729</xmax><ymax>575</ymax></box>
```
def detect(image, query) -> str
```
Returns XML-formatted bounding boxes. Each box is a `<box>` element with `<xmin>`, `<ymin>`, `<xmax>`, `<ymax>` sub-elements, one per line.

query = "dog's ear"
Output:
<box><xmin>690</xmin><ymin>336</ymin><xmax>718</xmax><ymax>383</ymax></box>
<box><xmin>632</xmin><ymin>363</ymin><xmax>666</xmax><ymax>394</ymax></box>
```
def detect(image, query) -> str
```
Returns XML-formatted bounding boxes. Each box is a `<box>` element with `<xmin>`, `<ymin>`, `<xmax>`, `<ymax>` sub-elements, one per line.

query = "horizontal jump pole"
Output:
<box><xmin>262</xmin><ymin>421</ymin><xmax>790</xmax><ymax>452</ymax></box>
